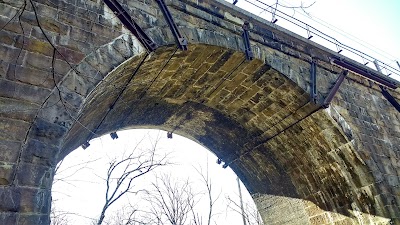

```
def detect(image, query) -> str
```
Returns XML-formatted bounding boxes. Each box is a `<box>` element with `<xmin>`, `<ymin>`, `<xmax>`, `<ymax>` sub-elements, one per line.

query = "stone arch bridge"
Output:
<box><xmin>0</xmin><ymin>0</ymin><xmax>400</xmax><ymax>224</ymax></box>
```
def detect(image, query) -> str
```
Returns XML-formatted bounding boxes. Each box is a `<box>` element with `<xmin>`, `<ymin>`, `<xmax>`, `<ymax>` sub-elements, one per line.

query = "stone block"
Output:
<box><xmin>37</xmin><ymin>95</ymin><xmax>76</xmax><ymax>129</ymax></box>
<box><xmin>58</xmin><ymin>87</ymin><xmax>84</xmax><ymax>110</ymax></box>
<box><xmin>61</xmin><ymin>1</ymin><xmax>98</xmax><ymax>21</ymax></box>
<box><xmin>111</xmin><ymin>35</ymin><xmax>136</xmax><ymax>59</ymax></box>
<box><xmin>385</xmin><ymin>205</ymin><xmax>400</xmax><ymax>218</ymax></box>
<box><xmin>23</xmin><ymin>51</ymin><xmax>53</xmax><ymax>71</ymax></box>
<box><xmin>29</xmin><ymin>14</ymin><xmax>70</xmax><ymax>35</ymax></box>
<box><xmin>55</xmin><ymin>46</ymin><xmax>85</xmax><ymax>64</ymax></box>
<box><xmin>29</xmin><ymin>117</ymin><xmax>67</xmax><ymax>146</ymax></box>
<box><xmin>0</xmin><ymin>186</ymin><xmax>21</xmax><ymax>211</ymax></box>
<box><xmin>0</xmin><ymin>3</ymin><xmax>20</xmax><ymax>19</ymax></box>
<box><xmin>69</xmin><ymin>26</ymin><xmax>95</xmax><ymax>42</ymax></box>
<box><xmin>18</xmin><ymin>214</ymin><xmax>50</xmax><ymax>225</ymax></box>
<box><xmin>19</xmin><ymin>187</ymin><xmax>50</xmax><ymax>214</ymax></box>
<box><xmin>6</xmin><ymin>64</ymin><xmax>60</xmax><ymax>89</ymax></box>
<box><xmin>16</xmin><ymin>162</ymin><xmax>53</xmax><ymax>189</ymax></box>
<box><xmin>14</xmin><ymin>36</ymin><xmax>53</xmax><ymax>56</ymax></box>
<box><xmin>0</xmin><ymin>163</ymin><xmax>15</xmax><ymax>185</ymax></box>
<box><xmin>0</xmin><ymin>78</ymin><xmax>15</xmax><ymax>99</ymax></box>
<box><xmin>309</xmin><ymin>213</ymin><xmax>329</xmax><ymax>225</ymax></box>
<box><xmin>0</xmin><ymin>15</ymin><xmax>30</xmax><ymax>35</ymax></box>
<box><xmin>29</xmin><ymin>25</ymin><xmax>56</xmax><ymax>43</ymax></box>
<box><xmin>59</xmin><ymin>10</ymin><xmax>93</xmax><ymax>29</ymax></box>
<box><xmin>21</xmin><ymin>139</ymin><xmax>58</xmax><ymax>166</ymax></box>
<box><xmin>55</xmin><ymin>34</ymin><xmax>93</xmax><ymax>54</ymax></box>
<box><xmin>28</xmin><ymin>1</ymin><xmax>58</xmax><ymax>19</ymax></box>
<box><xmin>90</xmin><ymin>22</ymin><xmax>120</xmax><ymax>39</ymax></box>
<box><xmin>333</xmin><ymin>218</ymin><xmax>355</xmax><ymax>225</ymax></box>
<box><xmin>126</xmin><ymin>1</ymin><xmax>158</xmax><ymax>17</ymax></box>
<box><xmin>0</xmin><ymin>117</ymin><xmax>30</xmax><ymax>142</ymax></box>
<box><xmin>0</xmin><ymin>212</ymin><xmax>17</xmax><ymax>224</ymax></box>
<box><xmin>76</xmin><ymin>0</ymin><xmax>102</xmax><ymax>13</ymax></box>
<box><xmin>61</xmin><ymin>70</ymin><xmax>96</xmax><ymax>97</ymax></box>
<box><xmin>0</xmin><ymin>61</ymin><xmax>8</xmax><ymax>78</ymax></box>
<box><xmin>74</xmin><ymin>60</ymin><xmax>105</xmax><ymax>81</ymax></box>
<box><xmin>0</xmin><ymin>96</ymin><xmax>38</xmax><ymax>122</ymax></box>
<box><xmin>0</xmin><ymin>30</ymin><xmax>17</xmax><ymax>46</ymax></box>
<box><xmin>0</xmin><ymin>45</ymin><xmax>21</xmax><ymax>64</ymax></box>
<box><xmin>0</xmin><ymin>140</ymin><xmax>21</xmax><ymax>163</ymax></box>
<box><xmin>0</xmin><ymin>78</ymin><xmax>51</xmax><ymax>105</ymax></box>
<box><xmin>84</xmin><ymin>44</ymin><xmax>125</xmax><ymax>75</ymax></box>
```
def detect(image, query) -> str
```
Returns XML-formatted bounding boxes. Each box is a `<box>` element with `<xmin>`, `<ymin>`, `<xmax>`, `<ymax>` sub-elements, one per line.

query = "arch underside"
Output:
<box><xmin>60</xmin><ymin>44</ymin><xmax>382</xmax><ymax>224</ymax></box>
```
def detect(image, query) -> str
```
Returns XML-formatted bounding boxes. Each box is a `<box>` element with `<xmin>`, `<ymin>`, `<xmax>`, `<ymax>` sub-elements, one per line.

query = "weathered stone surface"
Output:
<box><xmin>0</xmin><ymin>186</ymin><xmax>21</xmax><ymax>212</ymax></box>
<box><xmin>0</xmin><ymin>140</ymin><xmax>21</xmax><ymax>163</ymax></box>
<box><xmin>29</xmin><ymin>118</ymin><xmax>68</xmax><ymax>146</ymax></box>
<box><xmin>16</xmin><ymin>162</ymin><xmax>53</xmax><ymax>189</ymax></box>
<box><xmin>0</xmin><ymin>117</ymin><xmax>30</xmax><ymax>142</ymax></box>
<box><xmin>0</xmin><ymin>79</ymin><xmax>51</xmax><ymax>105</ymax></box>
<box><xmin>18</xmin><ymin>214</ymin><xmax>50</xmax><ymax>225</ymax></box>
<box><xmin>0</xmin><ymin>0</ymin><xmax>399</xmax><ymax>224</ymax></box>
<box><xmin>0</xmin><ymin>212</ymin><xmax>17</xmax><ymax>224</ymax></box>
<box><xmin>21</xmin><ymin>139</ymin><xmax>58</xmax><ymax>166</ymax></box>
<box><xmin>0</xmin><ymin>186</ymin><xmax>51</xmax><ymax>215</ymax></box>
<box><xmin>0</xmin><ymin>163</ymin><xmax>15</xmax><ymax>185</ymax></box>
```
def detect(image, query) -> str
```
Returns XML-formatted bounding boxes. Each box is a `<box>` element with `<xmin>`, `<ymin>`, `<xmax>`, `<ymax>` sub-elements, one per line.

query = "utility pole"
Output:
<box><xmin>237</xmin><ymin>177</ymin><xmax>247</xmax><ymax>225</ymax></box>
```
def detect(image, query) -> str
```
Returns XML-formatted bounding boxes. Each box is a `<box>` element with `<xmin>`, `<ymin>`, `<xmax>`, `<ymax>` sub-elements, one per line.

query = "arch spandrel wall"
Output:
<box><xmin>0</xmin><ymin>0</ymin><xmax>399</xmax><ymax>224</ymax></box>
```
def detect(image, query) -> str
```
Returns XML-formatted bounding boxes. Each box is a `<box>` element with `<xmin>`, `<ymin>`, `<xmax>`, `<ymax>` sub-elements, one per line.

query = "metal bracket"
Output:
<box><xmin>110</xmin><ymin>132</ymin><xmax>119</xmax><ymax>140</ymax></box>
<box><xmin>103</xmin><ymin>0</ymin><xmax>157</xmax><ymax>53</ymax></box>
<box><xmin>323</xmin><ymin>70</ymin><xmax>348</xmax><ymax>108</ymax></box>
<box><xmin>155</xmin><ymin>0</ymin><xmax>188</xmax><ymax>51</ymax></box>
<box><xmin>330</xmin><ymin>56</ymin><xmax>397</xmax><ymax>89</ymax></box>
<box><xmin>310</xmin><ymin>60</ymin><xmax>317</xmax><ymax>104</ymax></box>
<box><xmin>167</xmin><ymin>132</ymin><xmax>173</xmax><ymax>139</ymax></box>
<box><xmin>82</xmin><ymin>141</ymin><xmax>90</xmax><ymax>150</ymax></box>
<box><xmin>381</xmin><ymin>87</ymin><xmax>400</xmax><ymax>112</ymax></box>
<box><xmin>373</xmin><ymin>58</ymin><xmax>400</xmax><ymax>112</ymax></box>
<box><xmin>242</xmin><ymin>22</ymin><xmax>253</xmax><ymax>60</ymax></box>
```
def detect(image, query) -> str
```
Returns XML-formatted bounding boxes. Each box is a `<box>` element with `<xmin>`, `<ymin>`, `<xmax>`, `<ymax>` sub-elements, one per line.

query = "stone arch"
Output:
<box><xmin>55</xmin><ymin>42</ymin><xmax>383</xmax><ymax>224</ymax></box>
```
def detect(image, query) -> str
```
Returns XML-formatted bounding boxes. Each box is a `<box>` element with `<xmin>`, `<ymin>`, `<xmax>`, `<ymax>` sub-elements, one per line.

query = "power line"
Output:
<box><xmin>277</xmin><ymin>0</ymin><xmax>398</xmax><ymax>62</ymax></box>
<box><xmin>237</xmin><ymin>0</ymin><xmax>400</xmax><ymax>78</ymax></box>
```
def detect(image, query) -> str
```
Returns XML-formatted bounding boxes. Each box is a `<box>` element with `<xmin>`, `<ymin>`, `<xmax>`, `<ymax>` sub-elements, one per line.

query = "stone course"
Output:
<box><xmin>0</xmin><ymin>0</ymin><xmax>399</xmax><ymax>224</ymax></box>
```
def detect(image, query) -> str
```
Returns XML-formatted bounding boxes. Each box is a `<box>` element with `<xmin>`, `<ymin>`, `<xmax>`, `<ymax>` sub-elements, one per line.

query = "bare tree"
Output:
<box><xmin>141</xmin><ymin>162</ymin><xmax>220</xmax><ymax>225</ymax></box>
<box><xmin>192</xmin><ymin>163</ymin><xmax>220</xmax><ymax>225</ymax></box>
<box><xmin>145</xmin><ymin>174</ymin><xmax>196</xmax><ymax>225</ymax></box>
<box><xmin>272</xmin><ymin>0</ymin><xmax>316</xmax><ymax>18</ymax></box>
<box><xmin>226</xmin><ymin>195</ymin><xmax>264</xmax><ymax>225</ymax></box>
<box><xmin>51</xmin><ymin>157</ymin><xmax>102</xmax><ymax>224</ymax></box>
<box><xmin>50</xmin><ymin>205</ymin><xmax>70</xmax><ymax>225</ymax></box>
<box><xmin>101</xmin><ymin>204</ymin><xmax>147</xmax><ymax>225</ymax></box>
<box><xmin>96</xmin><ymin>135</ymin><xmax>169</xmax><ymax>225</ymax></box>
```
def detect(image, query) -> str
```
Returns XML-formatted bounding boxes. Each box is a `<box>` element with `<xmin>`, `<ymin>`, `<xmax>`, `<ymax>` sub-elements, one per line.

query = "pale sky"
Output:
<box><xmin>52</xmin><ymin>1</ymin><xmax>400</xmax><ymax>224</ymax></box>
<box><xmin>53</xmin><ymin>130</ymin><xmax>252</xmax><ymax>224</ymax></box>
<box><xmin>233</xmin><ymin>0</ymin><xmax>400</xmax><ymax>79</ymax></box>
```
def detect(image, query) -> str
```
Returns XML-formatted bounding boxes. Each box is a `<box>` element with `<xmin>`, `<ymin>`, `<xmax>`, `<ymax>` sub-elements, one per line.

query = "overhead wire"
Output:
<box><xmin>241</xmin><ymin>0</ymin><xmax>400</xmax><ymax>77</ymax></box>
<box><xmin>277</xmin><ymin>0</ymin><xmax>398</xmax><ymax>62</ymax></box>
